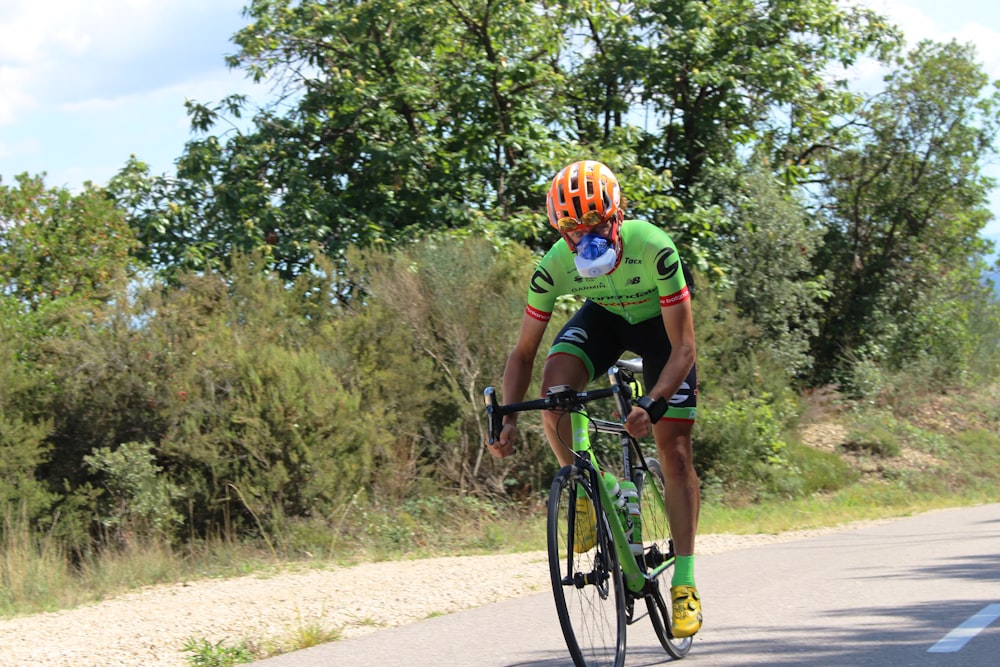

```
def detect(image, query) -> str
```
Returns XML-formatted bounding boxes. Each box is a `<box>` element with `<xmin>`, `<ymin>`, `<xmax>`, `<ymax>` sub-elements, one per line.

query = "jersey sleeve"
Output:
<box><xmin>643</xmin><ymin>224</ymin><xmax>690</xmax><ymax>308</ymax></box>
<box><xmin>524</xmin><ymin>243</ymin><xmax>570</xmax><ymax>322</ymax></box>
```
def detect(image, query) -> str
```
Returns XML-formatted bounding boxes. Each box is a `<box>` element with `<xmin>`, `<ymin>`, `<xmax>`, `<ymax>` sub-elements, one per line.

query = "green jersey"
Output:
<box><xmin>526</xmin><ymin>219</ymin><xmax>690</xmax><ymax>325</ymax></box>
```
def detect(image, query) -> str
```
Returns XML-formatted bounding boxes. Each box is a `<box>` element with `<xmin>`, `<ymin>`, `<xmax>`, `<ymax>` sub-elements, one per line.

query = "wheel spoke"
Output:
<box><xmin>548</xmin><ymin>466</ymin><xmax>627</xmax><ymax>667</ymax></box>
<box><xmin>634</xmin><ymin>458</ymin><xmax>692</xmax><ymax>659</ymax></box>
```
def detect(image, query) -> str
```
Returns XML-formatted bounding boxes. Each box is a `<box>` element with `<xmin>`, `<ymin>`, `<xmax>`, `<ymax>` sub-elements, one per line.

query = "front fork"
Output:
<box><xmin>571</xmin><ymin>411</ymin><xmax>648</xmax><ymax>594</ymax></box>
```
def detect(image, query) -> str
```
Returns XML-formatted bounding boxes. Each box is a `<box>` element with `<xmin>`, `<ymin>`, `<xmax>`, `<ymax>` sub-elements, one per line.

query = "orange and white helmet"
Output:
<box><xmin>546</xmin><ymin>161</ymin><xmax>622</xmax><ymax>247</ymax></box>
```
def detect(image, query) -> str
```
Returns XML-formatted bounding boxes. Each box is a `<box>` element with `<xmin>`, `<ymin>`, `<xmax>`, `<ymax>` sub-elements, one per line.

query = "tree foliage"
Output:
<box><xmin>2</xmin><ymin>3</ymin><xmax>1000</xmax><ymax>561</ymax></box>
<box><xmin>719</xmin><ymin>168</ymin><xmax>827</xmax><ymax>379</ymax></box>
<box><xmin>0</xmin><ymin>174</ymin><xmax>137</xmax><ymax>309</ymax></box>
<box><xmin>813</xmin><ymin>40</ymin><xmax>1000</xmax><ymax>383</ymax></box>
<box><xmin>108</xmin><ymin>0</ymin><xmax>900</xmax><ymax>281</ymax></box>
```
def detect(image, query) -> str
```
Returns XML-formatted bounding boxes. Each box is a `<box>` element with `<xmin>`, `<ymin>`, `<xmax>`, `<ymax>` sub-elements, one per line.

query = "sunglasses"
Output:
<box><xmin>555</xmin><ymin>210</ymin><xmax>607</xmax><ymax>232</ymax></box>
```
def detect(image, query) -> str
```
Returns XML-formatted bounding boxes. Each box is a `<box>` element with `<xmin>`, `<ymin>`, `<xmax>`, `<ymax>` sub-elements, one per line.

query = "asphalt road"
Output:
<box><xmin>253</xmin><ymin>503</ymin><xmax>1000</xmax><ymax>666</ymax></box>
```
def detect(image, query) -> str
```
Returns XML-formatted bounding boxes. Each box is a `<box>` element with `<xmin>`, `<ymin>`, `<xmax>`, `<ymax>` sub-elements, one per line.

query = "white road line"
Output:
<box><xmin>928</xmin><ymin>603</ymin><xmax>1000</xmax><ymax>653</ymax></box>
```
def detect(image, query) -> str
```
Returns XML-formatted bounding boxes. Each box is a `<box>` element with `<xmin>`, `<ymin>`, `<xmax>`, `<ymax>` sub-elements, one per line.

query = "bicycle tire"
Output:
<box><xmin>634</xmin><ymin>458</ymin><xmax>693</xmax><ymax>659</ymax></box>
<box><xmin>548</xmin><ymin>465</ymin><xmax>627</xmax><ymax>667</ymax></box>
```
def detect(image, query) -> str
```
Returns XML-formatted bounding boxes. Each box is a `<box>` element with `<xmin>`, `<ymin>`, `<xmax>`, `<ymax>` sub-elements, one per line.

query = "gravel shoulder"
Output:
<box><xmin>0</xmin><ymin>522</ymin><xmax>888</xmax><ymax>667</ymax></box>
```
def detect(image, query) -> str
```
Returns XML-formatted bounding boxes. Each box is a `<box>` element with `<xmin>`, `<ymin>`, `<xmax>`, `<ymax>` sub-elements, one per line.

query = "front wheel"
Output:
<box><xmin>635</xmin><ymin>458</ymin><xmax>693</xmax><ymax>659</ymax></box>
<box><xmin>645</xmin><ymin>580</ymin><xmax>693</xmax><ymax>659</ymax></box>
<box><xmin>548</xmin><ymin>465</ymin><xmax>627</xmax><ymax>667</ymax></box>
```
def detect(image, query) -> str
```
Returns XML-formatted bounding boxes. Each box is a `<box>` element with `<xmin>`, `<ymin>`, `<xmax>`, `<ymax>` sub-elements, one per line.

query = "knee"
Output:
<box><xmin>655</xmin><ymin>433</ymin><xmax>696</xmax><ymax>476</ymax></box>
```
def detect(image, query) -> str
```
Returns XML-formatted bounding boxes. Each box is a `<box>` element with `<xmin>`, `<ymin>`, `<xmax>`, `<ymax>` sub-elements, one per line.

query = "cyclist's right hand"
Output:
<box><xmin>488</xmin><ymin>422</ymin><xmax>517</xmax><ymax>459</ymax></box>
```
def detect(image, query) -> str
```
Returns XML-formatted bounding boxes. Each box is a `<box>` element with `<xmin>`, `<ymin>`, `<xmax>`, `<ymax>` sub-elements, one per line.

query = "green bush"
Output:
<box><xmin>769</xmin><ymin>442</ymin><xmax>858</xmax><ymax>498</ymax></box>
<box><xmin>84</xmin><ymin>442</ymin><xmax>183</xmax><ymax>543</ymax></box>
<box><xmin>339</xmin><ymin>235</ymin><xmax>540</xmax><ymax>499</ymax></box>
<box><xmin>0</xmin><ymin>315</ymin><xmax>56</xmax><ymax>525</ymax></box>
<box><xmin>843</xmin><ymin>413</ymin><xmax>903</xmax><ymax>458</ymax></box>
<box><xmin>694</xmin><ymin>395</ymin><xmax>793</xmax><ymax>491</ymax></box>
<box><xmin>182</xmin><ymin>637</ymin><xmax>254</xmax><ymax>667</ymax></box>
<box><xmin>720</xmin><ymin>168</ymin><xmax>826</xmax><ymax>380</ymax></box>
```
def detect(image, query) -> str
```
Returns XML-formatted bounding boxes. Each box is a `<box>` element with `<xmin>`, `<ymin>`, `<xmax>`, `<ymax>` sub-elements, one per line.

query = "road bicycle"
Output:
<box><xmin>484</xmin><ymin>359</ymin><xmax>693</xmax><ymax>666</ymax></box>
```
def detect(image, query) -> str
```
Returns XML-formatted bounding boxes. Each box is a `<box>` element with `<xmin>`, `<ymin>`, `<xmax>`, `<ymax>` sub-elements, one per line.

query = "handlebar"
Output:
<box><xmin>483</xmin><ymin>365</ymin><xmax>634</xmax><ymax>445</ymax></box>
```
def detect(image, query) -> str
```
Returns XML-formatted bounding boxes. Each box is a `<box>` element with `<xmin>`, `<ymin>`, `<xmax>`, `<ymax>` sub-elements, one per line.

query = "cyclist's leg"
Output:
<box><xmin>633</xmin><ymin>325</ymin><xmax>703</xmax><ymax>638</ymax></box>
<box><xmin>540</xmin><ymin>354</ymin><xmax>590</xmax><ymax>466</ymax></box>
<box><xmin>634</xmin><ymin>457</ymin><xmax>693</xmax><ymax>659</ymax></box>
<box><xmin>632</xmin><ymin>323</ymin><xmax>699</xmax><ymax>558</ymax></box>
<box><xmin>652</xmin><ymin>396</ymin><xmax>703</xmax><ymax>638</ymax></box>
<box><xmin>542</xmin><ymin>301</ymin><xmax>623</xmax><ymax>466</ymax></box>
<box><xmin>652</xmin><ymin>418</ymin><xmax>698</xmax><ymax>557</ymax></box>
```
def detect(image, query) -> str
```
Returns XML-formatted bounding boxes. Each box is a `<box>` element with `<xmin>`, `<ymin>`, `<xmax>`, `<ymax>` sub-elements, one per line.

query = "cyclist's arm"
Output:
<box><xmin>489</xmin><ymin>312</ymin><xmax>548</xmax><ymax>457</ymax></box>
<box><xmin>652</xmin><ymin>297</ymin><xmax>697</xmax><ymax>401</ymax></box>
<box><xmin>501</xmin><ymin>312</ymin><xmax>549</xmax><ymax>425</ymax></box>
<box><xmin>505</xmin><ymin>252</ymin><xmax>562</xmax><ymax>425</ymax></box>
<box><xmin>625</xmin><ymin>296</ymin><xmax>696</xmax><ymax>437</ymax></box>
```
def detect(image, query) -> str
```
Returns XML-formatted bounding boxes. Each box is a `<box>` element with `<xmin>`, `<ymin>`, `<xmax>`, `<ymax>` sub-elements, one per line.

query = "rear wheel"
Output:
<box><xmin>548</xmin><ymin>465</ymin><xmax>627</xmax><ymax>667</ymax></box>
<box><xmin>634</xmin><ymin>458</ymin><xmax>692</xmax><ymax>659</ymax></box>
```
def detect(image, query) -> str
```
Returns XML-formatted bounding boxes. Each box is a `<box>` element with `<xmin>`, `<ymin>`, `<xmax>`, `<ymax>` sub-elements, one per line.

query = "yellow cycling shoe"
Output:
<box><xmin>573</xmin><ymin>497</ymin><xmax>597</xmax><ymax>553</ymax></box>
<box><xmin>670</xmin><ymin>585</ymin><xmax>703</xmax><ymax>638</ymax></box>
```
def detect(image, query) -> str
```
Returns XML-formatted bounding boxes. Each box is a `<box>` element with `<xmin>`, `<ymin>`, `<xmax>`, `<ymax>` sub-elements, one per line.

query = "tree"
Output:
<box><xmin>721</xmin><ymin>167</ymin><xmax>827</xmax><ymax>379</ymax></box>
<box><xmin>0</xmin><ymin>174</ymin><xmax>137</xmax><ymax>309</ymax></box>
<box><xmin>109</xmin><ymin>0</ymin><xmax>574</xmax><ymax>280</ymax></box>
<box><xmin>626</xmin><ymin>0</ymin><xmax>901</xmax><ymax>198</ymax></box>
<box><xmin>813</xmin><ymin>40</ymin><xmax>1000</xmax><ymax>384</ymax></box>
<box><xmin>107</xmin><ymin>0</ymin><xmax>900</xmax><ymax>282</ymax></box>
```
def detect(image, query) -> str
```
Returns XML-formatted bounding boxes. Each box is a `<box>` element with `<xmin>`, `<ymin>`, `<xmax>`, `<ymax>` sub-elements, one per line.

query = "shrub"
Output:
<box><xmin>694</xmin><ymin>395</ymin><xmax>793</xmax><ymax>490</ymax></box>
<box><xmin>181</xmin><ymin>638</ymin><xmax>254</xmax><ymax>667</ymax></box>
<box><xmin>770</xmin><ymin>442</ymin><xmax>858</xmax><ymax>498</ymax></box>
<box><xmin>83</xmin><ymin>441</ymin><xmax>183</xmax><ymax>544</ymax></box>
<box><xmin>842</xmin><ymin>413</ymin><xmax>903</xmax><ymax>458</ymax></box>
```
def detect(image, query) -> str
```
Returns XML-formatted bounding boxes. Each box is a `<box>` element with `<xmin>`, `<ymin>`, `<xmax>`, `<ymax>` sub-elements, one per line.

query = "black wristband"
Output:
<box><xmin>637</xmin><ymin>395</ymin><xmax>668</xmax><ymax>423</ymax></box>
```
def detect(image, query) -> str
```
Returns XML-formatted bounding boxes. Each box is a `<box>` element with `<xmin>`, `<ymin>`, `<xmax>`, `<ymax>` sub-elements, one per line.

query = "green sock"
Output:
<box><xmin>672</xmin><ymin>555</ymin><xmax>695</xmax><ymax>587</ymax></box>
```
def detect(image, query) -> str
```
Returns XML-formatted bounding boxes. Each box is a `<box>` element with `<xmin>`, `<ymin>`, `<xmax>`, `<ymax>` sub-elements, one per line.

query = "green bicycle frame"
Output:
<box><xmin>571</xmin><ymin>411</ymin><xmax>674</xmax><ymax>594</ymax></box>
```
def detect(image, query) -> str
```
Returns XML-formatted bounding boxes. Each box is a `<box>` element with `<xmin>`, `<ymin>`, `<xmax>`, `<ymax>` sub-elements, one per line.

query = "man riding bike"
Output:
<box><xmin>487</xmin><ymin>160</ymin><xmax>703</xmax><ymax>638</ymax></box>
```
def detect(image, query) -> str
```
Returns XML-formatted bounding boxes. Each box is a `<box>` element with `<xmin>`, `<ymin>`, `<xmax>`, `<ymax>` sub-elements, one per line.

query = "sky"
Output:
<box><xmin>1</xmin><ymin>0</ymin><xmax>999</xmax><ymax>249</ymax></box>
<box><xmin>0</xmin><ymin>1</ymin><xmax>256</xmax><ymax>187</ymax></box>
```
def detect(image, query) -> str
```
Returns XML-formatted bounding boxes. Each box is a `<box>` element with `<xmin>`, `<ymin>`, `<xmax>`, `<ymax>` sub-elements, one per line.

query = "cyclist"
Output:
<box><xmin>487</xmin><ymin>160</ymin><xmax>703</xmax><ymax>638</ymax></box>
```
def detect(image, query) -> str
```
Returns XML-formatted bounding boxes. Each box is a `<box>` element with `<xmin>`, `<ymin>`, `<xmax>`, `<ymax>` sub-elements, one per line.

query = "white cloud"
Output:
<box><xmin>861</xmin><ymin>1</ymin><xmax>1000</xmax><ymax>75</ymax></box>
<box><xmin>0</xmin><ymin>0</ymin><xmax>246</xmax><ymax>126</ymax></box>
<box><xmin>958</xmin><ymin>23</ymin><xmax>1000</xmax><ymax>77</ymax></box>
<box><xmin>0</xmin><ymin>65</ymin><xmax>36</xmax><ymax>124</ymax></box>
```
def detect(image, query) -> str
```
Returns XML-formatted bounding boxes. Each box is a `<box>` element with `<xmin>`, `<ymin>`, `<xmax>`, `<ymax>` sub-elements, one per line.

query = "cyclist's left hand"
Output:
<box><xmin>624</xmin><ymin>405</ymin><xmax>652</xmax><ymax>439</ymax></box>
<box><xmin>487</xmin><ymin>422</ymin><xmax>517</xmax><ymax>459</ymax></box>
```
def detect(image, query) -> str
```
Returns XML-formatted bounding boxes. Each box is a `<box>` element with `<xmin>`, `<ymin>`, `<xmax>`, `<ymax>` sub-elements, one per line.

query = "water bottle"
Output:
<box><xmin>619</xmin><ymin>480</ymin><xmax>642</xmax><ymax>555</ymax></box>
<box><xmin>601</xmin><ymin>471</ymin><xmax>625</xmax><ymax>512</ymax></box>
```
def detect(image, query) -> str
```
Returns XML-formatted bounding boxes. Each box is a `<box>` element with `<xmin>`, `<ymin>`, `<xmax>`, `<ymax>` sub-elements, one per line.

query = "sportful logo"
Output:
<box><xmin>655</xmin><ymin>247</ymin><xmax>679</xmax><ymax>280</ymax></box>
<box><xmin>558</xmin><ymin>327</ymin><xmax>588</xmax><ymax>345</ymax></box>
<box><xmin>530</xmin><ymin>267</ymin><xmax>555</xmax><ymax>294</ymax></box>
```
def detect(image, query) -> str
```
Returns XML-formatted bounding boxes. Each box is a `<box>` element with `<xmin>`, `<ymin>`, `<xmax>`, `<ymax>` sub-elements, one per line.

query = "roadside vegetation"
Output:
<box><xmin>1</xmin><ymin>241</ymin><xmax>997</xmax><ymax>624</ymax></box>
<box><xmin>1</xmin><ymin>7</ymin><xmax>999</xmax><ymax>667</ymax></box>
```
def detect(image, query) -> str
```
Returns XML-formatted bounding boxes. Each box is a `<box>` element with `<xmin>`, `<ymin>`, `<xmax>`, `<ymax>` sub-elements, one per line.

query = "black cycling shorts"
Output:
<box><xmin>548</xmin><ymin>300</ymin><xmax>697</xmax><ymax>422</ymax></box>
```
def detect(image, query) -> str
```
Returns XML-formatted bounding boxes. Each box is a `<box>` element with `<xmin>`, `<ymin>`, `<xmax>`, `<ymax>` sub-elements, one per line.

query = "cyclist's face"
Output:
<box><xmin>566</xmin><ymin>221</ymin><xmax>613</xmax><ymax>247</ymax></box>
